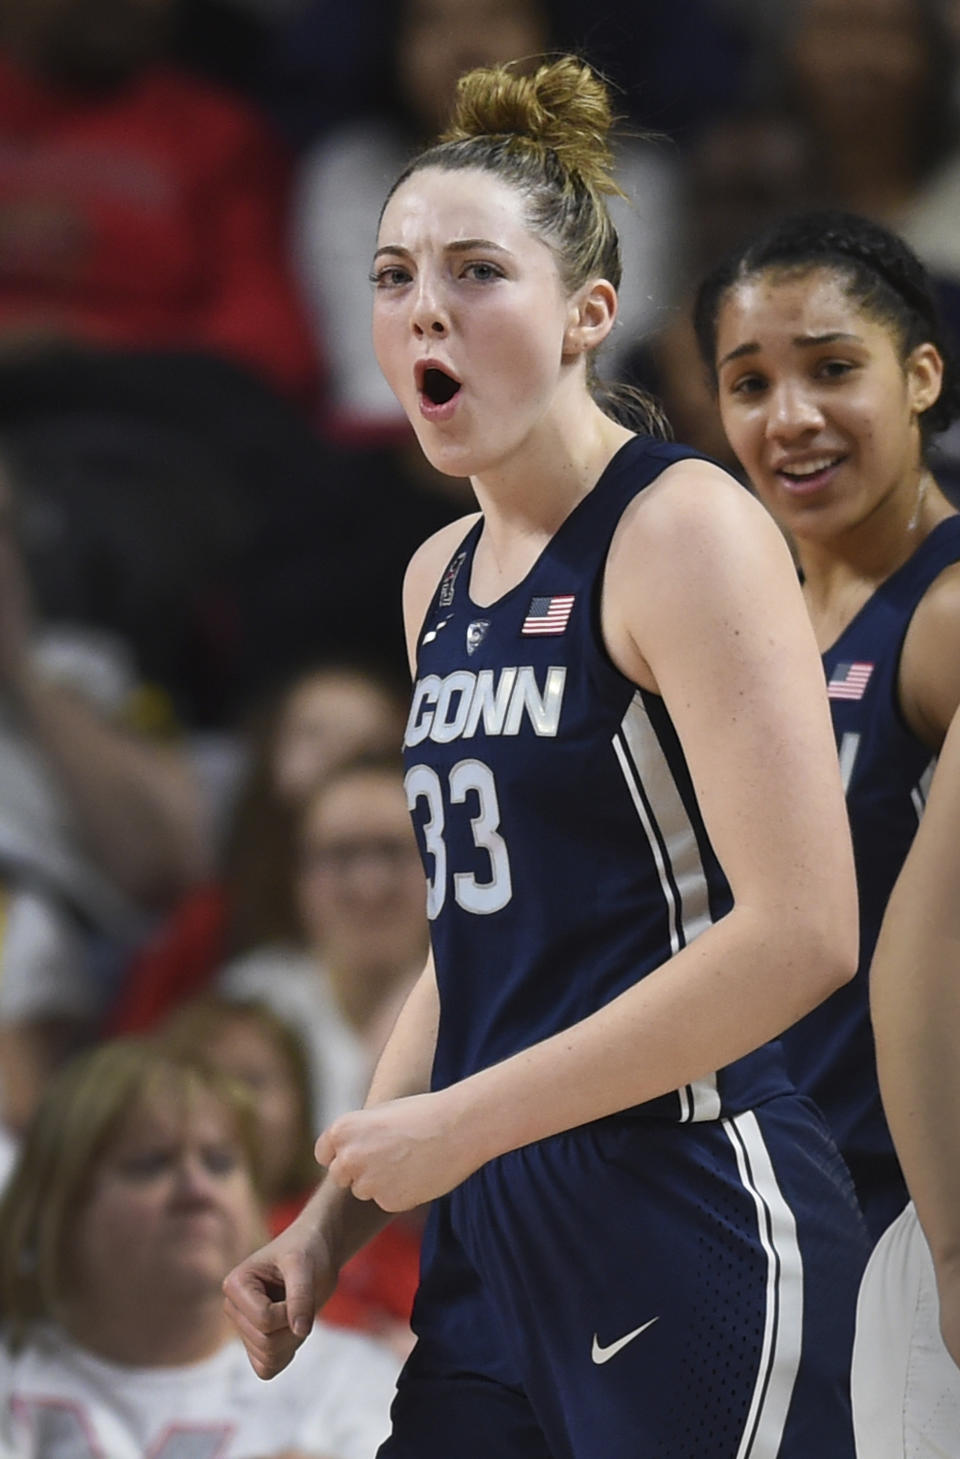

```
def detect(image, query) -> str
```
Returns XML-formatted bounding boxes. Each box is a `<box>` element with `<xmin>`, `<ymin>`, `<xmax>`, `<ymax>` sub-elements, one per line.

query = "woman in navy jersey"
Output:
<box><xmin>224</xmin><ymin>58</ymin><xmax>869</xmax><ymax>1457</ymax></box>
<box><xmin>694</xmin><ymin>211</ymin><xmax>960</xmax><ymax>1244</ymax></box>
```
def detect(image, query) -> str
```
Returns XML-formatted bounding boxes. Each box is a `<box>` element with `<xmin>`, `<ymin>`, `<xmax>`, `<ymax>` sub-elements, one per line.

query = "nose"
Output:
<box><xmin>765</xmin><ymin>379</ymin><xmax>824</xmax><ymax>441</ymax></box>
<box><xmin>410</xmin><ymin>271</ymin><xmax>449</xmax><ymax>338</ymax></box>
<box><xmin>174</xmin><ymin>1152</ymin><xmax>219</xmax><ymax>1202</ymax></box>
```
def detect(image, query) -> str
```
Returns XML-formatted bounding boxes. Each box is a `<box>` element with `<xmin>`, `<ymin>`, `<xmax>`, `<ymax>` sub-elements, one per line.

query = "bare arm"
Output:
<box><xmin>223</xmin><ymin>951</ymin><xmax>439</xmax><ymax>1377</ymax></box>
<box><xmin>315</xmin><ymin>955</ymin><xmax>440</xmax><ymax>1263</ymax></box>
<box><xmin>871</xmin><ymin>707</ymin><xmax>960</xmax><ymax>1364</ymax></box>
<box><xmin>221</xmin><ymin>515</ymin><xmax>462</xmax><ymax>1377</ymax></box>
<box><xmin>899</xmin><ymin>560</ymin><xmax>960</xmax><ymax>748</ymax></box>
<box><xmin>319</xmin><ymin>462</ymin><xmax>858</xmax><ymax>1209</ymax></box>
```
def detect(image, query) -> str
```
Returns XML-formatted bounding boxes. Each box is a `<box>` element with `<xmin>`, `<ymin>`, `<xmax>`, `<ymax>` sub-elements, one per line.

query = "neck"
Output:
<box><xmin>798</xmin><ymin>468</ymin><xmax>952</xmax><ymax>606</ymax></box>
<box><xmin>471</xmin><ymin>395</ymin><xmax>632</xmax><ymax>543</ymax></box>
<box><xmin>63</xmin><ymin>1291</ymin><xmax>232</xmax><ymax>1368</ymax></box>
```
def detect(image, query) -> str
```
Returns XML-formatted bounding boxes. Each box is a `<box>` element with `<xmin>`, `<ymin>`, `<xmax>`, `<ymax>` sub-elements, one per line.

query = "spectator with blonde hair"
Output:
<box><xmin>0</xmin><ymin>1038</ymin><xmax>399</xmax><ymax>1458</ymax></box>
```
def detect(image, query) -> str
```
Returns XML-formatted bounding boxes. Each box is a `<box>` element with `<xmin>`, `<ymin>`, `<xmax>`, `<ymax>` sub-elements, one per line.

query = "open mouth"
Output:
<box><xmin>422</xmin><ymin>367</ymin><xmax>461</xmax><ymax>406</ymax></box>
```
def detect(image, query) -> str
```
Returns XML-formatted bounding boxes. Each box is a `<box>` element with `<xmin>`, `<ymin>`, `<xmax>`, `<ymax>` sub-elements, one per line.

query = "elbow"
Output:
<box><xmin>788</xmin><ymin>849</ymin><xmax>860</xmax><ymax>1002</ymax></box>
<box><xmin>794</xmin><ymin>909</ymin><xmax>859</xmax><ymax>1007</ymax></box>
<box><xmin>750</xmin><ymin>884</ymin><xmax>858</xmax><ymax>1018</ymax></box>
<box><xmin>820</xmin><ymin>936</ymin><xmax>859</xmax><ymax>996</ymax></box>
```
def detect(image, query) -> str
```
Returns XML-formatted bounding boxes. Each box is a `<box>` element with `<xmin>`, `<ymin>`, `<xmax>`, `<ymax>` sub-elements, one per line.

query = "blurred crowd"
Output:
<box><xmin>0</xmin><ymin>0</ymin><xmax>959</xmax><ymax>1451</ymax></box>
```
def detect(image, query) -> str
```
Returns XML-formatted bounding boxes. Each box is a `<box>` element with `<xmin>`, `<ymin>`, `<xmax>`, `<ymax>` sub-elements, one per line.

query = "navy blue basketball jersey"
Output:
<box><xmin>402</xmin><ymin>436</ymin><xmax>794</xmax><ymax>1122</ymax></box>
<box><xmin>780</xmin><ymin>514</ymin><xmax>960</xmax><ymax>1237</ymax></box>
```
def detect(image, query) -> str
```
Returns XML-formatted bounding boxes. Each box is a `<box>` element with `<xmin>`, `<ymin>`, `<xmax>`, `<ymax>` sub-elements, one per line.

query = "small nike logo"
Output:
<box><xmin>590</xmin><ymin>1316</ymin><xmax>659</xmax><ymax>1365</ymax></box>
<box><xmin>422</xmin><ymin>619</ymin><xmax>449</xmax><ymax>646</ymax></box>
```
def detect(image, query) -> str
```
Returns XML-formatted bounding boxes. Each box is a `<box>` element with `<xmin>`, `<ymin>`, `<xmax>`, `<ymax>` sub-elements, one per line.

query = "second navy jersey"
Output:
<box><xmin>402</xmin><ymin>436</ymin><xmax>794</xmax><ymax>1123</ymax></box>
<box><xmin>781</xmin><ymin>514</ymin><xmax>960</xmax><ymax>1234</ymax></box>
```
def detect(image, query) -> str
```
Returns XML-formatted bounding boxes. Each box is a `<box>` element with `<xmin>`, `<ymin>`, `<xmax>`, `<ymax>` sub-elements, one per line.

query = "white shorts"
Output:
<box><xmin>852</xmin><ymin>1201</ymin><xmax>960</xmax><ymax>1457</ymax></box>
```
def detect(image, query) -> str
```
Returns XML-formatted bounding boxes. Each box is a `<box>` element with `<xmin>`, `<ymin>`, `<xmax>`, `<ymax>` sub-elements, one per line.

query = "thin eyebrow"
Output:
<box><xmin>372</xmin><ymin>238</ymin><xmax>512</xmax><ymax>263</ymax></box>
<box><xmin>717</xmin><ymin>331</ymin><xmax>864</xmax><ymax>370</ymax></box>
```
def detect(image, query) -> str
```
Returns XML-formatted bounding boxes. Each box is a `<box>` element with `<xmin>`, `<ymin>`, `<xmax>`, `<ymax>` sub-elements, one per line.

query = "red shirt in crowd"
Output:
<box><xmin>0</xmin><ymin>52</ymin><xmax>318</xmax><ymax>402</ymax></box>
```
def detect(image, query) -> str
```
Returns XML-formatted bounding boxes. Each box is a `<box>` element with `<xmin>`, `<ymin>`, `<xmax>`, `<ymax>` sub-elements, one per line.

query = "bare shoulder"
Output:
<box><xmin>602</xmin><ymin>456</ymin><xmax>804</xmax><ymax>693</ymax></box>
<box><xmin>901</xmin><ymin>552</ymin><xmax>960</xmax><ymax>744</ymax></box>
<box><xmin>402</xmin><ymin>512</ymin><xmax>481</xmax><ymax>609</ymax></box>
<box><xmin>402</xmin><ymin>513</ymin><xmax>482</xmax><ymax>670</ymax></box>
<box><xmin>607</xmin><ymin>457</ymin><xmax>792</xmax><ymax>597</ymax></box>
<box><xmin>910</xmin><ymin>555</ymin><xmax>960</xmax><ymax>637</ymax></box>
<box><xmin>884</xmin><ymin>705</ymin><xmax>960</xmax><ymax>920</ymax></box>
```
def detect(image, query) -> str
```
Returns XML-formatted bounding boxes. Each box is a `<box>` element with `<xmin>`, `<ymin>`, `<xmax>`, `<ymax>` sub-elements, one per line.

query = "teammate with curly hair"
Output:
<box><xmin>695</xmin><ymin>209</ymin><xmax>960</xmax><ymax>1246</ymax></box>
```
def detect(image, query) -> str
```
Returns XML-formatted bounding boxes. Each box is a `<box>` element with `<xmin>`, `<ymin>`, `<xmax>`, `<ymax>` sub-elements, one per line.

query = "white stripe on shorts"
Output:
<box><xmin>724</xmin><ymin>1111</ymin><xmax>804</xmax><ymax>1459</ymax></box>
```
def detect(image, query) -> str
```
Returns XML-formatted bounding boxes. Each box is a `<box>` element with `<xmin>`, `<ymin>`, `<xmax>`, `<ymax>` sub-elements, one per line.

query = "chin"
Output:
<box><xmin>157</xmin><ymin>1257</ymin><xmax>235</xmax><ymax>1297</ymax></box>
<box><xmin>414</xmin><ymin>434</ymin><xmax>476</xmax><ymax>479</ymax></box>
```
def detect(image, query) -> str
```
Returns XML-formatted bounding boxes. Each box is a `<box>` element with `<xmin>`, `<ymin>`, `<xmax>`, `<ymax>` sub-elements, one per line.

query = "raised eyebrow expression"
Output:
<box><xmin>717</xmin><ymin>330</ymin><xmax>865</xmax><ymax>372</ymax></box>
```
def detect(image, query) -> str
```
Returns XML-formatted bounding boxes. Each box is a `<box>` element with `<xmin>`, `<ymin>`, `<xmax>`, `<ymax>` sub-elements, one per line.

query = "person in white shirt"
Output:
<box><xmin>0</xmin><ymin>1038</ymin><xmax>399</xmax><ymax>1459</ymax></box>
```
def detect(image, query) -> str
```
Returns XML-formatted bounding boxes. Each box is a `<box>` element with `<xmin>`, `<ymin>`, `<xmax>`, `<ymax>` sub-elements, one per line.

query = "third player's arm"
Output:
<box><xmin>870</xmin><ymin>708</ymin><xmax>960</xmax><ymax>1365</ymax></box>
<box><xmin>897</xmin><ymin>559</ymin><xmax>960</xmax><ymax>748</ymax></box>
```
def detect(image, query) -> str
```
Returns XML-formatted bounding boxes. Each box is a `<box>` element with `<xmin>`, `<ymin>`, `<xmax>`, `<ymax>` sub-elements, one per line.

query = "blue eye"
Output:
<box><xmin>370</xmin><ymin>265</ymin><xmax>411</xmax><ymax>288</ymax></box>
<box><xmin>462</xmin><ymin>261</ymin><xmax>502</xmax><ymax>283</ymax></box>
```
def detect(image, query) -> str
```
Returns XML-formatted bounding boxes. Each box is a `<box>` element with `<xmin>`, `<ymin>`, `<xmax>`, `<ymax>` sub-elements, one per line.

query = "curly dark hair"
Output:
<box><xmin>693</xmin><ymin>209</ymin><xmax>960</xmax><ymax>443</ymax></box>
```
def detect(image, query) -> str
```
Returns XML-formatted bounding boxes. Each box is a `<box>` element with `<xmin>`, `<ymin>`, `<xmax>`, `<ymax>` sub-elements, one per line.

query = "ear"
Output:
<box><xmin>562</xmin><ymin>279</ymin><xmax>618</xmax><ymax>360</ymax></box>
<box><xmin>906</xmin><ymin>341</ymin><xmax>944</xmax><ymax>418</ymax></box>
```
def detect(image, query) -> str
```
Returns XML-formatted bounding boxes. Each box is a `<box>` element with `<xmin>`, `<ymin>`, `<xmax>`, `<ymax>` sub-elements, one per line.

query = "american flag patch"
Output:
<box><xmin>827</xmin><ymin>662</ymin><xmax>874</xmax><ymax>701</ymax></box>
<box><xmin>522</xmin><ymin>594</ymin><xmax>575</xmax><ymax>635</ymax></box>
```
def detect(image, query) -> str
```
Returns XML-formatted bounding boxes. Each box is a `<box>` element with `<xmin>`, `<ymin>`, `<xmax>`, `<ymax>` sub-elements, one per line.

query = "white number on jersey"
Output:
<box><xmin>404</xmin><ymin>759</ymin><xmax>513</xmax><ymax>918</ymax></box>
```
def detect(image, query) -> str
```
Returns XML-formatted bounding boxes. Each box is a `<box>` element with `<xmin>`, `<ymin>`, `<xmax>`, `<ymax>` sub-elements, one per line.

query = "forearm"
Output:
<box><xmin>365</xmin><ymin>956</ymin><xmax>439</xmax><ymax>1106</ymax></box>
<box><xmin>290</xmin><ymin>1176</ymin><xmax>396</xmax><ymax>1275</ymax></box>
<box><xmin>304</xmin><ymin>959</ymin><xmax>439</xmax><ymax>1263</ymax></box>
<box><xmin>447</xmin><ymin>905</ymin><xmax>851</xmax><ymax>1166</ymax></box>
<box><xmin>873</xmin><ymin>927</ymin><xmax>960</xmax><ymax>1271</ymax></box>
<box><xmin>10</xmin><ymin>673</ymin><xmax>208</xmax><ymax>905</ymax></box>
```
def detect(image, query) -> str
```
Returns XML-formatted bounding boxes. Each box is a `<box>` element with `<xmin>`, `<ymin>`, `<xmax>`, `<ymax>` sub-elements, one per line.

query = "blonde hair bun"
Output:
<box><xmin>444</xmin><ymin>55</ymin><xmax>622</xmax><ymax>197</ymax></box>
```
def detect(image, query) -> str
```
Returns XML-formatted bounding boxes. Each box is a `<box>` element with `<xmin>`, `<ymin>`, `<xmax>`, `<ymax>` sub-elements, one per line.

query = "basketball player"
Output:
<box><xmin>694</xmin><ymin>210</ymin><xmax>960</xmax><ymax>1242</ymax></box>
<box><xmin>224</xmin><ymin>57</ymin><xmax>869</xmax><ymax>1457</ymax></box>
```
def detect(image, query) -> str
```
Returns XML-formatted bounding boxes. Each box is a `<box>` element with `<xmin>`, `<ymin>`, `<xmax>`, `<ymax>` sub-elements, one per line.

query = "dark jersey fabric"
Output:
<box><xmin>781</xmin><ymin>515</ymin><xmax>960</xmax><ymax>1238</ymax></box>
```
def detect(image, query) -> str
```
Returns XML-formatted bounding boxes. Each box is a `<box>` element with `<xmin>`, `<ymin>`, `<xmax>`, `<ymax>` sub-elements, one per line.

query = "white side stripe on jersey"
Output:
<box><xmin>838</xmin><ymin>731</ymin><xmax>861</xmax><ymax>795</ymax></box>
<box><xmin>614</xmin><ymin>696</ymin><xmax>721</xmax><ymax>1122</ymax></box>
<box><xmin>612</xmin><ymin>732</ymin><xmax>681</xmax><ymax>952</ymax></box>
<box><xmin>723</xmin><ymin>1112</ymin><xmax>804</xmax><ymax>1459</ymax></box>
<box><xmin>911</xmin><ymin>756</ymin><xmax>936</xmax><ymax>822</ymax></box>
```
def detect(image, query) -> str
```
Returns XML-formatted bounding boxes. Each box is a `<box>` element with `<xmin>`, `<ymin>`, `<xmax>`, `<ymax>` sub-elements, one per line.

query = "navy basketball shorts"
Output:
<box><xmin>377</xmin><ymin>1096</ymin><xmax>870</xmax><ymax>1459</ymax></box>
